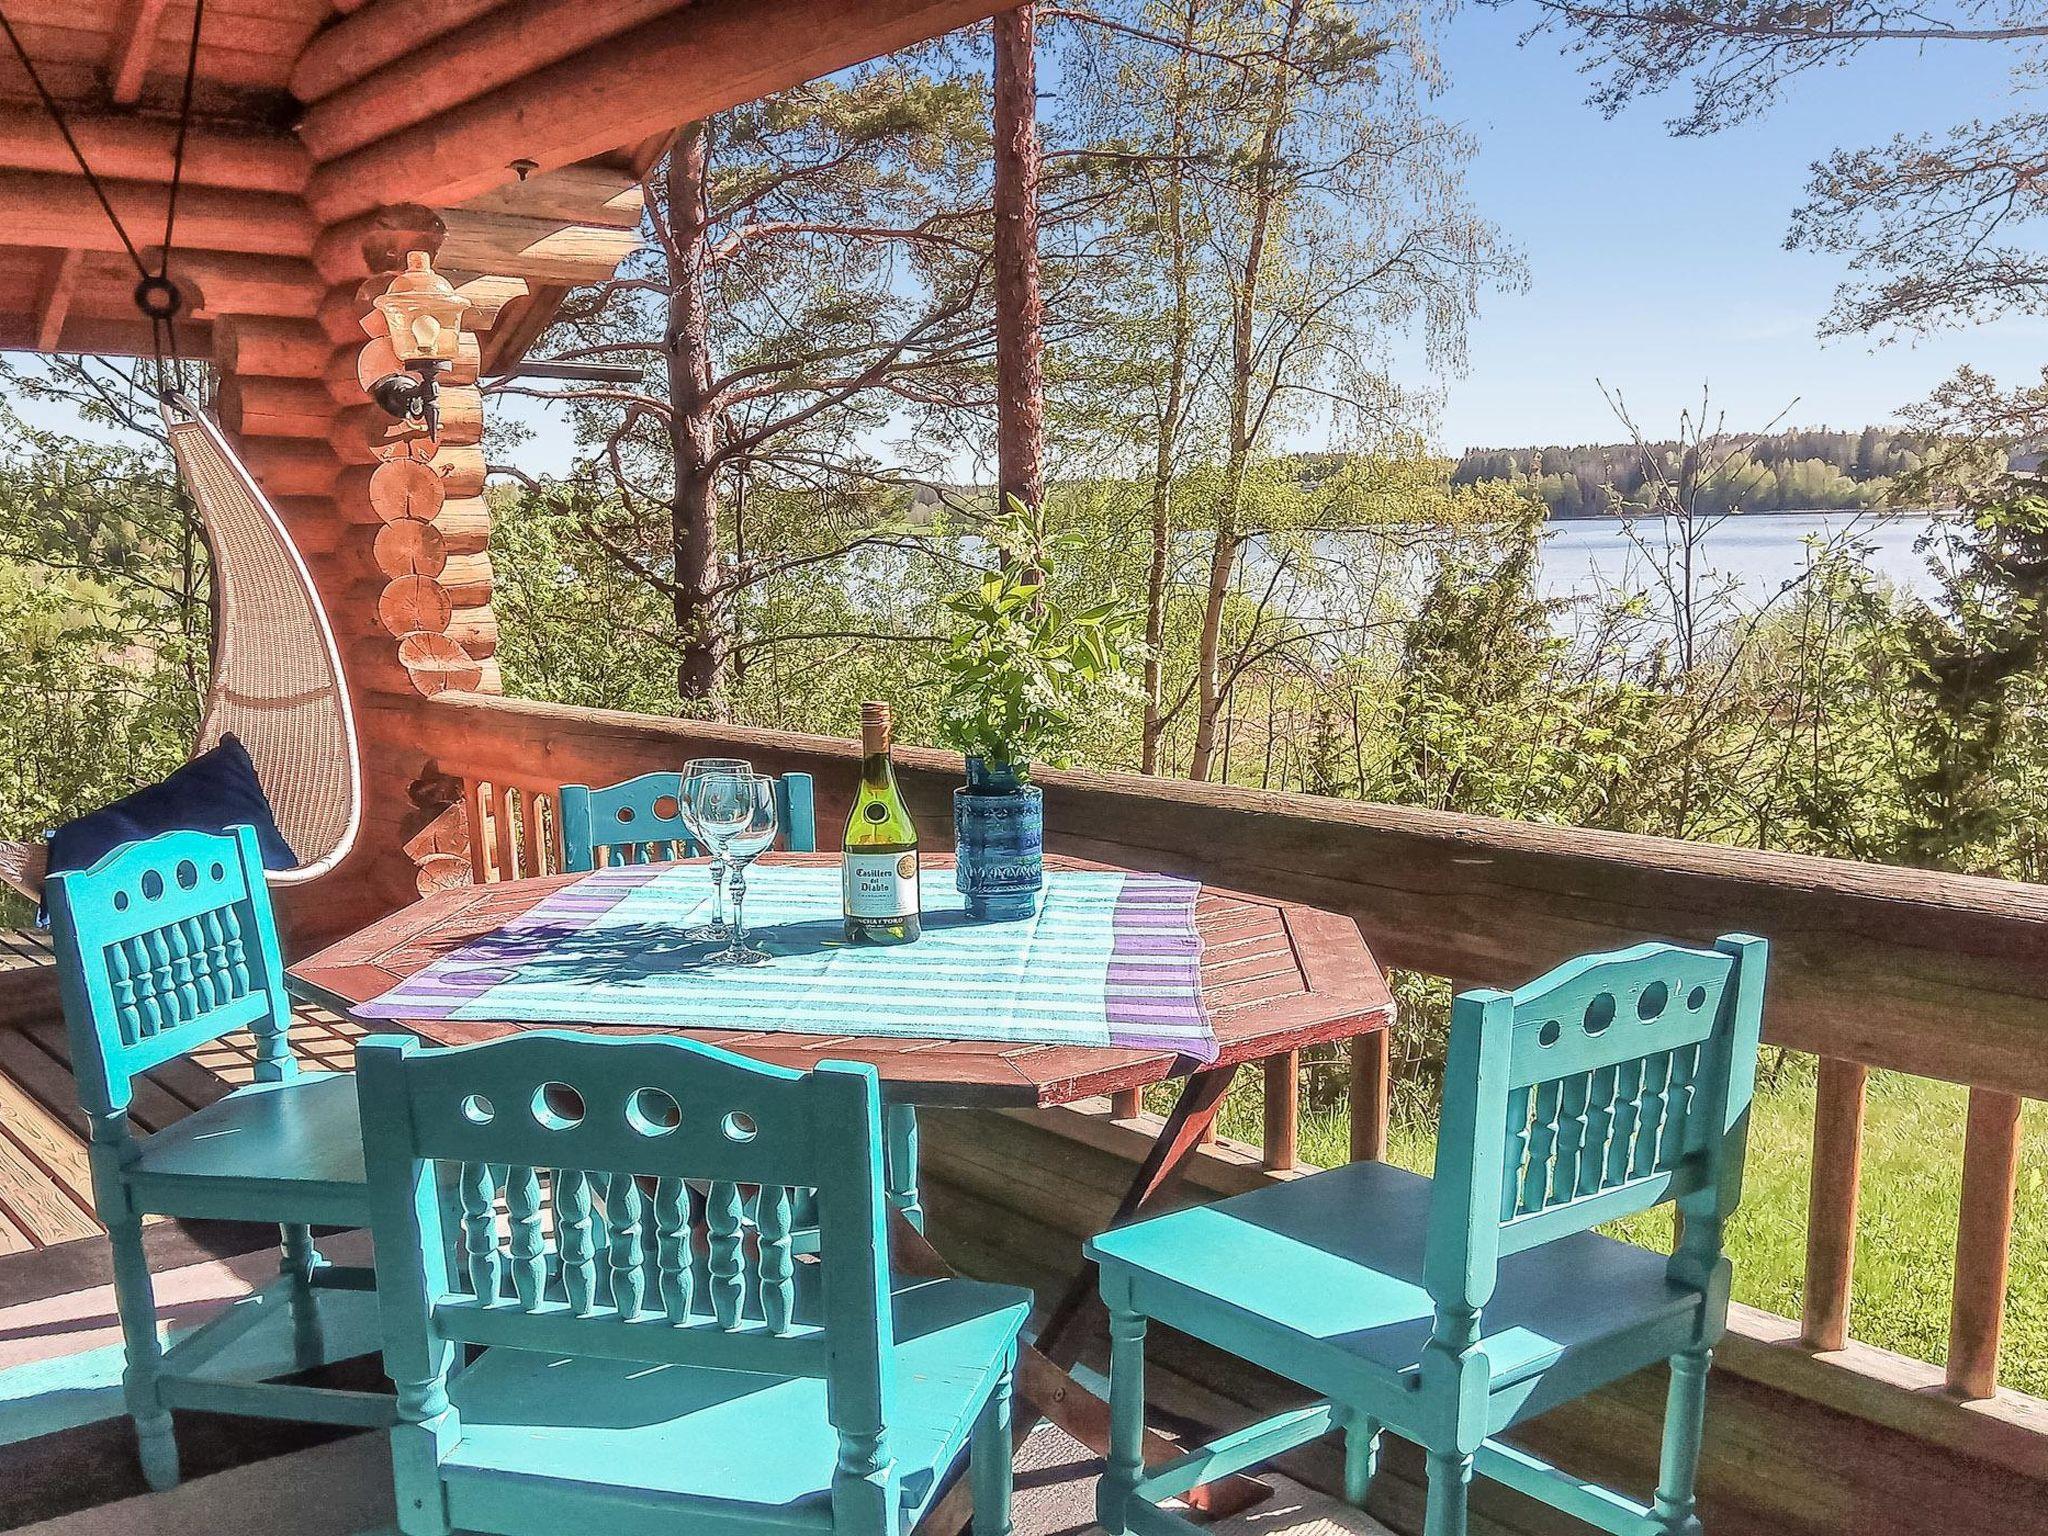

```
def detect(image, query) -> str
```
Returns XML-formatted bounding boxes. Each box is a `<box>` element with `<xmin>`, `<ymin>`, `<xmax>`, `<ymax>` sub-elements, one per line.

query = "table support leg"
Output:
<box><xmin>917</xmin><ymin>1065</ymin><xmax>1269</xmax><ymax>1536</ymax></box>
<box><xmin>886</xmin><ymin>1104</ymin><xmax>925</xmax><ymax>1232</ymax></box>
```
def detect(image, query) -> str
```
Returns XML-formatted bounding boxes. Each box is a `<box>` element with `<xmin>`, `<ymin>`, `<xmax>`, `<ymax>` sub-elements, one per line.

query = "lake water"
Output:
<box><xmin>1536</xmin><ymin>510</ymin><xmax>1952</xmax><ymax>610</ymax></box>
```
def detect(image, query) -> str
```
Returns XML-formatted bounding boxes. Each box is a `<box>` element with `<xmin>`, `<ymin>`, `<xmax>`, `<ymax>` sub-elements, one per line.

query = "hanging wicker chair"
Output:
<box><xmin>0</xmin><ymin>394</ymin><xmax>361</xmax><ymax>902</ymax></box>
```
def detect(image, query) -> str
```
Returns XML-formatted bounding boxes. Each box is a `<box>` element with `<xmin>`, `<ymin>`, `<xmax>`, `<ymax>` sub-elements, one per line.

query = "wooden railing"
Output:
<box><xmin>414</xmin><ymin>690</ymin><xmax>2045</xmax><ymax>1435</ymax></box>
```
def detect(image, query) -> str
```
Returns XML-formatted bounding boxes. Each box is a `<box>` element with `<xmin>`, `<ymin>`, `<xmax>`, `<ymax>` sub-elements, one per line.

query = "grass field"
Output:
<box><xmin>1195</xmin><ymin>1052</ymin><xmax>2048</xmax><ymax>1398</ymax></box>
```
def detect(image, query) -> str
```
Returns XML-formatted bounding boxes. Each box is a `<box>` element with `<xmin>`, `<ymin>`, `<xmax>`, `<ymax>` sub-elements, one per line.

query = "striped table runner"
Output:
<box><xmin>353</xmin><ymin>864</ymin><xmax>1216</xmax><ymax>1062</ymax></box>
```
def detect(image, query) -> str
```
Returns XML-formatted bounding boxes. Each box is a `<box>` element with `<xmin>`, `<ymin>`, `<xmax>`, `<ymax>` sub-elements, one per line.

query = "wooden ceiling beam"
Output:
<box><xmin>0</xmin><ymin>169</ymin><xmax>313</xmax><ymax>257</ymax></box>
<box><xmin>108</xmin><ymin>0</ymin><xmax>172</xmax><ymax>105</ymax></box>
<box><xmin>290</xmin><ymin>0</ymin><xmax>505</xmax><ymax>108</ymax></box>
<box><xmin>32</xmin><ymin>247</ymin><xmax>81</xmax><ymax>350</ymax></box>
<box><xmin>0</xmin><ymin>307</ymin><xmax>211</xmax><ymax>356</ymax></box>
<box><xmin>0</xmin><ymin>102</ymin><xmax>308</xmax><ymax>194</ymax></box>
<box><xmin>305</xmin><ymin>0</ymin><xmax>1006</xmax><ymax>222</ymax></box>
<box><xmin>294</xmin><ymin>0</ymin><xmax>687</xmax><ymax>163</ymax></box>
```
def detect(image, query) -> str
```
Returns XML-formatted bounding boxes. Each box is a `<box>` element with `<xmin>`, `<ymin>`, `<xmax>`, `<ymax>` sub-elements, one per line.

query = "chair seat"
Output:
<box><xmin>1087</xmin><ymin>1159</ymin><xmax>1701</xmax><ymax>1391</ymax></box>
<box><xmin>442</xmin><ymin>1275</ymin><xmax>1030</xmax><ymax>1522</ymax></box>
<box><xmin>128</xmin><ymin>1071</ymin><xmax>368</xmax><ymax>1223</ymax></box>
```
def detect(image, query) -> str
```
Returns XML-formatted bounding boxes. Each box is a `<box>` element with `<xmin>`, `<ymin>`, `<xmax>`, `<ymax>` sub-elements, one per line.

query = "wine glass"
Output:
<box><xmin>687</xmin><ymin>772</ymin><xmax>777</xmax><ymax>967</ymax></box>
<box><xmin>680</xmin><ymin>756</ymin><xmax>751</xmax><ymax>940</ymax></box>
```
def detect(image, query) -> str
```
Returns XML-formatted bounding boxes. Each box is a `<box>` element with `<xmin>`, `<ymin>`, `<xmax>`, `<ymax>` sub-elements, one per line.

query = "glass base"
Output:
<box><xmin>682</xmin><ymin>920</ymin><xmax>731</xmax><ymax>942</ymax></box>
<box><xmin>707</xmin><ymin>942</ymin><xmax>771</xmax><ymax>966</ymax></box>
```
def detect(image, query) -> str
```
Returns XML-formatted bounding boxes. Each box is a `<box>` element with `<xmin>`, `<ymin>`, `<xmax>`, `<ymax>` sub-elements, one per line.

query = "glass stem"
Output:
<box><xmin>727</xmin><ymin>863</ymin><xmax>748</xmax><ymax>950</ymax></box>
<box><xmin>709</xmin><ymin>850</ymin><xmax>728</xmax><ymax>927</ymax></box>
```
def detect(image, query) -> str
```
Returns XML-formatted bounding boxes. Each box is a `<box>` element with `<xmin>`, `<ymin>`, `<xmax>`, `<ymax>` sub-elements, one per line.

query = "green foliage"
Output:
<box><xmin>0</xmin><ymin>379</ymin><xmax>204</xmax><ymax>843</ymax></box>
<box><xmin>1452</xmin><ymin>427</ymin><xmax>1931</xmax><ymax>517</ymax></box>
<box><xmin>935</xmin><ymin>497</ymin><xmax>1144</xmax><ymax>775</ymax></box>
<box><xmin>1885</xmin><ymin>482</ymin><xmax>2048</xmax><ymax>875</ymax></box>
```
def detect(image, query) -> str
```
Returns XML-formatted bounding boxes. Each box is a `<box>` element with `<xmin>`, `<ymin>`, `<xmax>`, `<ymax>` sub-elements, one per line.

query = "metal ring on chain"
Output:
<box><xmin>134</xmin><ymin>274</ymin><xmax>183</xmax><ymax>321</ymax></box>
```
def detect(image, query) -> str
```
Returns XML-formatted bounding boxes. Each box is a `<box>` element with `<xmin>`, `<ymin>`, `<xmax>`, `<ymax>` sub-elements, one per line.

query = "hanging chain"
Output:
<box><xmin>0</xmin><ymin>0</ymin><xmax>208</xmax><ymax>394</ymax></box>
<box><xmin>156</xmin><ymin>0</ymin><xmax>209</xmax><ymax>398</ymax></box>
<box><xmin>0</xmin><ymin>7</ymin><xmax>151</xmax><ymax>278</ymax></box>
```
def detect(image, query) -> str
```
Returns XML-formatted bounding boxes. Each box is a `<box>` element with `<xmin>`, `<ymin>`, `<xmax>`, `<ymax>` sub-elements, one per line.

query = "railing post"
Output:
<box><xmin>461</xmin><ymin>777</ymin><xmax>494</xmax><ymax>883</ymax></box>
<box><xmin>1948</xmin><ymin>1086</ymin><xmax>2023</xmax><ymax>1399</ymax></box>
<box><xmin>1350</xmin><ymin>1030</ymin><xmax>1390</xmax><ymax>1163</ymax></box>
<box><xmin>519</xmin><ymin>787</ymin><xmax>548</xmax><ymax>879</ymax></box>
<box><xmin>493</xmin><ymin>785</ymin><xmax>520</xmax><ymax>883</ymax></box>
<box><xmin>1801</xmin><ymin>1056</ymin><xmax>1868</xmax><ymax>1351</ymax></box>
<box><xmin>1262</xmin><ymin>1050</ymin><xmax>1299</xmax><ymax>1171</ymax></box>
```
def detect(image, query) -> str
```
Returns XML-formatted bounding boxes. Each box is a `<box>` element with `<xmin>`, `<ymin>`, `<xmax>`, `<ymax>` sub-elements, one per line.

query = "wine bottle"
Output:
<box><xmin>842</xmin><ymin>701</ymin><xmax>921</xmax><ymax>944</ymax></box>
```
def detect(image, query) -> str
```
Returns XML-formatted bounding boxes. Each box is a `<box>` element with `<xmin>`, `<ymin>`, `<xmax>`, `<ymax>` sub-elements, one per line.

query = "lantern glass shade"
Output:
<box><xmin>374</xmin><ymin>251</ymin><xmax>470</xmax><ymax>365</ymax></box>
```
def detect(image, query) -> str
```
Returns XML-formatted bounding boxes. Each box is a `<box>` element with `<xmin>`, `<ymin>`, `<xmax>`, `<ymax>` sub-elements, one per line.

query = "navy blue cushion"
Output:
<box><xmin>44</xmin><ymin>735</ymin><xmax>298</xmax><ymax>885</ymax></box>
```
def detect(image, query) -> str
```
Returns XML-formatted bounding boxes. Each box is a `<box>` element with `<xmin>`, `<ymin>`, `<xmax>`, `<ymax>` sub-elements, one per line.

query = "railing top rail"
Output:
<box><xmin>417</xmin><ymin>691</ymin><xmax>2048</xmax><ymax>1098</ymax></box>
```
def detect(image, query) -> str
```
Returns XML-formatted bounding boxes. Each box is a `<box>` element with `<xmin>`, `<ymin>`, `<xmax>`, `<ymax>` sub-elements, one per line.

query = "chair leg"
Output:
<box><xmin>107</xmin><ymin>1202</ymin><xmax>178</xmax><ymax>1490</ymax></box>
<box><xmin>971</xmin><ymin>1348</ymin><xmax>1015</xmax><ymax>1536</ymax></box>
<box><xmin>280</xmin><ymin>1223</ymin><xmax>325</xmax><ymax>1369</ymax></box>
<box><xmin>1652</xmin><ymin>1345</ymin><xmax>1713</xmax><ymax>1536</ymax></box>
<box><xmin>1342</xmin><ymin>1411</ymin><xmax>1381</xmax><ymax>1508</ymax></box>
<box><xmin>1423</xmin><ymin>1449</ymin><xmax>1472</xmax><ymax>1536</ymax></box>
<box><xmin>1097</xmin><ymin>1281</ymin><xmax>1148</xmax><ymax>1536</ymax></box>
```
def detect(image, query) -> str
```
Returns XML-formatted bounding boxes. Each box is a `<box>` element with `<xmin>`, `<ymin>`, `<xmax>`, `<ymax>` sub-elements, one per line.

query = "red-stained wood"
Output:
<box><xmin>1802</xmin><ymin>1056</ymin><xmax>1868</xmax><ymax>1352</ymax></box>
<box><xmin>416</xmin><ymin>692</ymin><xmax>2048</xmax><ymax>1100</ymax></box>
<box><xmin>395</xmin><ymin>630</ymin><xmax>483</xmax><ymax>696</ymax></box>
<box><xmin>0</xmin><ymin>103</ymin><xmax>307</xmax><ymax>194</ymax></box>
<box><xmin>108</xmin><ymin>0</ymin><xmax>172</xmax><ymax>104</ymax></box>
<box><xmin>306</xmin><ymin>0</ymin><xmax>1018</xmax><ymax>221</ymax></box>
<box><xmin>0</xmin><ymin>171</ymin><xmax>312</xmax><ymax>258</ymax></box>
<box><xmin>292</xmin><ymin>852</ymin><xmax>1395</xmax><ymax>1110</ymax></box>
<box><xmin>290</xmin><ymin>0</ymin><xmax>506</xmax><ymax>106</ymax></box>
<box><xmin>1349</xmin><ymin>1027</ymin><xmax>1390</xmax><ymax>1162</ymax></box>
<box><xmin>31</xmin><ymin>247</ymin><xmax>78</xmax><ymax>352</ymax></box>
<box><xmin>295</xmin><ymin>0</ymin><xmax>691</xmax><ymax>163</ymax></box>
<box><xmin>1948</xmin><ymin>1086</ymin><xmax>2023</xmax><ymax>1399</ymax></box>
<box><xmin>1262</xmin><ymin>1048</ymin><xmax>1298</xmax><ymax>1170</ymax></box>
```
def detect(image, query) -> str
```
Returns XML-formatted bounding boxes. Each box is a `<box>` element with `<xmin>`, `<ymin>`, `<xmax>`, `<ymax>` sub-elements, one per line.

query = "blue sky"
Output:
<box><xmin>1427</xmin><ymin>8</ymin><xmax>2043</xmax><ymax>451</ymax></box>
<box><xmin>15</xmin><ymin>11</ymin><xmax>2037</xmax><ymax>468</ymax></box>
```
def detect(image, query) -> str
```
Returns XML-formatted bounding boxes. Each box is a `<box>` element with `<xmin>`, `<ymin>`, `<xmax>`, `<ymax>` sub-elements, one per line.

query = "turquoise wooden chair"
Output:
<box><xmin>355</xmin><ymin>1028</ymin><xmax>1029</xmax><ymax>1536</ymax></box>
<box><xmin>1090</xmin><ymin>934</ymin><xmax>1768</xmax><ymax>1536</ymax></box>
<box><xmin>44</xmin><ymin>826</ymin><xmax>392</xmax><ymax>1490</ymax></box>
<box><xmin>558</xmin><ymin>769</ymin><xmax>817</xmax><ymax>869</ymax></box>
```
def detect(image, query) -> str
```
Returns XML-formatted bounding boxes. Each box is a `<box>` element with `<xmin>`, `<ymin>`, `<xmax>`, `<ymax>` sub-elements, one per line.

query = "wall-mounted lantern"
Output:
<box><xmin>367</xmin><ymin>251</ymin><xmax>472</xmax><ymax>440</ymax></box>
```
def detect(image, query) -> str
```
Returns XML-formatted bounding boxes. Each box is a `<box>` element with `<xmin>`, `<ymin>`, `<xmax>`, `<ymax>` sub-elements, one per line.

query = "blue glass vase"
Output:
<box><xmin>953</xmin><ymin>756</ymin><xmax>1043</xmax><ymax>921</ymax></box>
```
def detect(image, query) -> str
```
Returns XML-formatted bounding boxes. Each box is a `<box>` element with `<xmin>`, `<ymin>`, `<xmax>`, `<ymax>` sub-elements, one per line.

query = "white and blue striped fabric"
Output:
<box><xmin>354</xmin><ymin>863</ymin><xmax>1217</xmax><ymax>1061</ymax></box>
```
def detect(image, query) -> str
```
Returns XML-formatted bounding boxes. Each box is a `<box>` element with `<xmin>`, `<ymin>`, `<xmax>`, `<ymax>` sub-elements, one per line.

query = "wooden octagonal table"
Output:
<box><xmin>292</xmin><ymin>851</ymin><xmax>1395</xmax><ymax>1522</ymax></box>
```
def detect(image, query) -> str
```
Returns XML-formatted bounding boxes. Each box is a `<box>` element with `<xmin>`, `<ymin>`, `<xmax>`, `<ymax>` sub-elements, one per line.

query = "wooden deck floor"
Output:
<box><xmin>0</xmin><ymin>927</ymin><xmax>366</xmax><ymax>1253</ymax></box>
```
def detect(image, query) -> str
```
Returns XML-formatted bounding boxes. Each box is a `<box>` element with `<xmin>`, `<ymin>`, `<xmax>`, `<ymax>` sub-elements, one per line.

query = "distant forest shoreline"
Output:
<box><xmin>1452</xmin><ymin>428</ymin><xmax>1929</xmax><ymax>519</ymax></box>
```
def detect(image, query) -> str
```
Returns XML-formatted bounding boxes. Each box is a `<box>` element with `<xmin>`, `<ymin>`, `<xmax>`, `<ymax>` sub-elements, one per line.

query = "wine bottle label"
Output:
<box><xmin>844</xmin><ymin>851</ymin><xmax>920</xmax><ymax>918</ymax></box>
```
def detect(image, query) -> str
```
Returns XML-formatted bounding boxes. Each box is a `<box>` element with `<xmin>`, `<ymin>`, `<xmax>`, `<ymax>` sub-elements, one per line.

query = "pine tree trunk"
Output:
<box><xmin>666</xmin><ymin>124</ymin><xmax>726</xmax><ymax>706</ymax></box>
<box><xmin>993</xmin><ymin>6</ymin><xmax>1044</xmax><ymax>519</ymax></box>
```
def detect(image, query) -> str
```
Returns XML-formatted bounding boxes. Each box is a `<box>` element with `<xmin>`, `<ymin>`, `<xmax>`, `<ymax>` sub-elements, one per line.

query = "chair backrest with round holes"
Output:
<box><xmin>1422</xmin><ymin>935</ymin><xmax>1768</xmax><ymax>1324</ymax></box>
<box><xmin>356</xmin><ymin>1029</ymin><xmax>898</xmax><ymax>1517</ymax></box>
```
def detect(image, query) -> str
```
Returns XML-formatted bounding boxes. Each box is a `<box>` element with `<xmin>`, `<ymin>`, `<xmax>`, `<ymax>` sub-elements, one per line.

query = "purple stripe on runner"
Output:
<box><xmin>1106</xmin><ymin>874</ymin><xmax>1216</xmax><ymax>1061</ymax></box>
<box><xmin>353</xmin><ymin>864</ymin><xmax>669</xmax><ymax>1020</ymax></box>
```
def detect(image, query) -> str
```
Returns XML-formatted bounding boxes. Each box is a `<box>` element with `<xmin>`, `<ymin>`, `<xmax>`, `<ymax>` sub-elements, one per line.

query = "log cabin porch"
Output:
<box><xmin>0</xmin><ymin>2</ymin><xmax>2041</xmax><ymax>1535</ymax></box>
